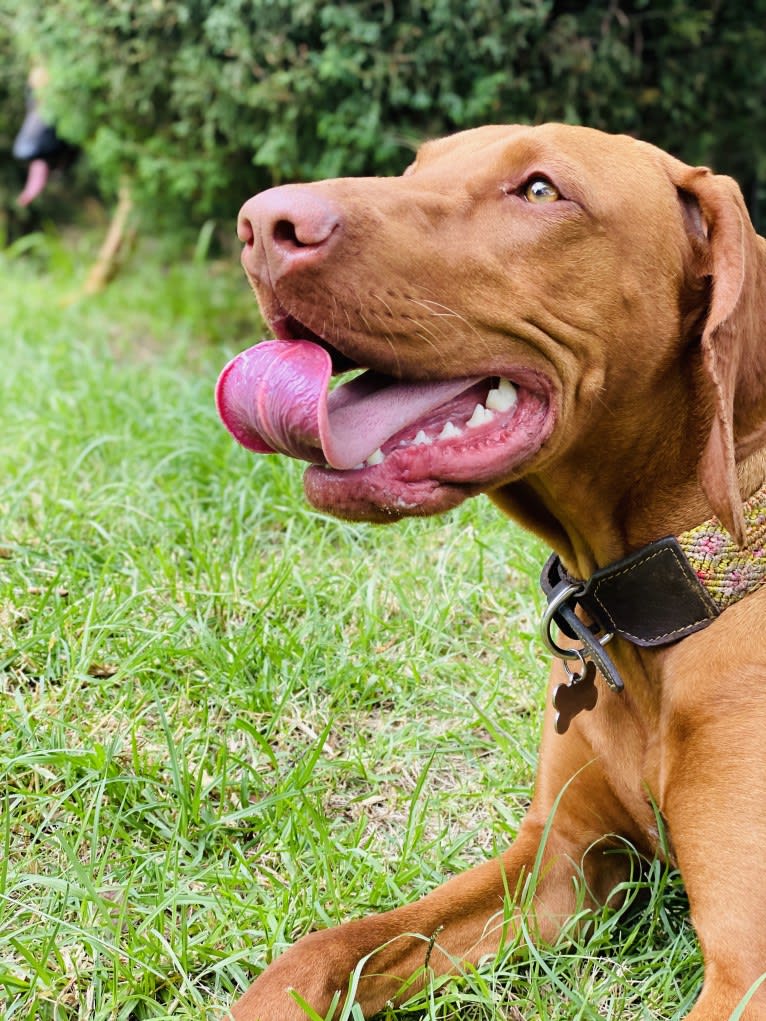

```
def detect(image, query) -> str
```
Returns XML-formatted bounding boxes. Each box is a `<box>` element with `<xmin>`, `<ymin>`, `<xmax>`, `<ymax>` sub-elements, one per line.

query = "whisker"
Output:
<box><xmin>357</xmin><ymin>293</ymin><xmax>401</xmax><ymax>375</ymax></box>
<box><xmin>410</xmin><ymin>298</ymin><xmax>494</xmax><ymax>361</ymax></box>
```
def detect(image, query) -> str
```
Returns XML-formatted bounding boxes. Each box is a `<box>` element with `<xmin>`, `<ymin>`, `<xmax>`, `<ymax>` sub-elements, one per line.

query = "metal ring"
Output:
<box><xmin>541</xmin><ymin>583</ymin><xmax>615</xmax><ymax>660</ymax></box>
<box><xmin>564</xmin><ymin>647</ymin><xmax>588</xmax><ymax>682</ymax></box>
<box><xmin>541</xmin><ymin>582</ymin><xmax>583</xmax><ymax>661</ymax></box>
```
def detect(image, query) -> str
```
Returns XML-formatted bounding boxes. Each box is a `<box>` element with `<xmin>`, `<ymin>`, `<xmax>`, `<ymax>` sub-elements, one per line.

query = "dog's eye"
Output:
<box><xmin>524</xmin><ymin>177</ymin><xmax>560</xmax><ymax>203</ymax></box>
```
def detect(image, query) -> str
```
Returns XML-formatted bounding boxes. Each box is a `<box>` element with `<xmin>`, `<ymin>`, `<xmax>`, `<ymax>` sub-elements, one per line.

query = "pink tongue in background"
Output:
<box><xmin>215</xmin><ymin>340</ymin><xmax>483</xmax><ymax>469</ymax></box>
<box><xmin>17</xmin><ymin>159</ymin><xmax>50</xmax><ymax>207</ymax></box>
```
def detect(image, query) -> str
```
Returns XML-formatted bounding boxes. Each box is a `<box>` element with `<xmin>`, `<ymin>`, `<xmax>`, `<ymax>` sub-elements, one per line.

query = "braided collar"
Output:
<box><xmin>678</xmin><ymin>482</ymin><xmax>766</xmax><ymax>610</ymax></box>
<box><xmin>539</xmin><ymin>480</ymin><xmax>766</xmax><ymax>731</ymax></box>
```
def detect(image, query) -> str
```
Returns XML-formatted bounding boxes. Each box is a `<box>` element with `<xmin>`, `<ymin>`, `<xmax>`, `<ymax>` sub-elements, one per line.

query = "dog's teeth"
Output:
<box><xmin>413</xmin><ymin>430</ymin><xmax>432</xmax><ymax>446</ymax></box>
<box><xmin>438</xmin><ymin>421</ymin><xmax>463</xmax><ymax>440</ymax></box>
<box><xmin>486</xmin><ymin>378</ymin><xmax>517</xmax><ymax>413</ymax></box>
<box><xmin>366</xmin><ymin>448</ymin><xmax>385</xmax><ymax>466</ymax></box>
<box><xmin>466</xmin><ymin>404</ymin><xmax>495</xmax><ymax>429</ymax></box>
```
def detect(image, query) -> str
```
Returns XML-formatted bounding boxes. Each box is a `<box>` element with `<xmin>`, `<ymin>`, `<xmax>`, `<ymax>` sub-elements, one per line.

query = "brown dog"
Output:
<box><xmin>217</xmin><ymin>124</ymin><xmax>766</xmax><ymax>1020</ymax></box>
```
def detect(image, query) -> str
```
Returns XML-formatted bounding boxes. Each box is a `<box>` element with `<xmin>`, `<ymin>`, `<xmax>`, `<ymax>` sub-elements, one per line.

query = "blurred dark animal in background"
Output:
<box><xmin>10</xmin><ymin>66</ymin><xmax>132</xmax><ymax>294</ymax></box>
<box><xmin>13</xmin><ymin>67</ymin><xmax>77</xmax><ymax>207</ymax></box>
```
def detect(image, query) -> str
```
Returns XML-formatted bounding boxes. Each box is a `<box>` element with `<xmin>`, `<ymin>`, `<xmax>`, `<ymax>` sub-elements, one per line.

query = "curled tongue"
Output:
<box><xmin>215</xmin><ymin>340</ymin><xmax>483</xmax><ymax>470</ymax></box>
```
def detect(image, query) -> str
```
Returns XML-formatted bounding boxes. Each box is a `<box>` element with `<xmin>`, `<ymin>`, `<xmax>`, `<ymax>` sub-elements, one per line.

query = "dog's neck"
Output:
<box><xmin>543</xmin><ymin>477</ymin><xmax>766</xmax><ymax>637</ymax></box>
<box><xmin>533</xmin><ymin>466</ymin><xmax>766</xmax><ymax>724</ymax></box>
<box><xmin>491</xmin><ymin>446</ymin><xmax>766</xmax><ymax>581</ymax></box>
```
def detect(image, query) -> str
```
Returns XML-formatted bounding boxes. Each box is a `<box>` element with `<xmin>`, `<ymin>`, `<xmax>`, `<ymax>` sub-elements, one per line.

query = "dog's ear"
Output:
<box><xmin>673</xmin><ymin>164</ymin><xmax>766</xmax><ymax>544</ymax></box>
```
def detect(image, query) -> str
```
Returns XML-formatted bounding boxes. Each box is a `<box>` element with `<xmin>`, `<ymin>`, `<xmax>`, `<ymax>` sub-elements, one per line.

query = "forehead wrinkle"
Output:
<box><xmin>417</xmin><ymin>128</ymin><xmax>599</xmax><ymax>199</ymax></box>
<box><xmin>414</xmin><ymin>124</ymin><xmax>529</xmax><ymax>166</ymax></box>
<box><xmin>449</xmin><ymin>134</ymin><xmax>593</xmax><ymax>208</ymax></box>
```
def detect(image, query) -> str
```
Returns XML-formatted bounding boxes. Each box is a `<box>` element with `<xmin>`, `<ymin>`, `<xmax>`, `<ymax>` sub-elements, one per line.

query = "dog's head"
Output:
<box><xmin>217</xmin><ymin>124</ymin><xmax>766</xmax><ymax>546</ymax></box>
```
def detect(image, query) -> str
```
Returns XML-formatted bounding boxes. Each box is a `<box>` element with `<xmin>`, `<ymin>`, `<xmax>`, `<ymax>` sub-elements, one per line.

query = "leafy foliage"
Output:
<box><xmin>6</xmin><ymin>0</ymin><xmax>766</xmax><ymax>227</ymax></box>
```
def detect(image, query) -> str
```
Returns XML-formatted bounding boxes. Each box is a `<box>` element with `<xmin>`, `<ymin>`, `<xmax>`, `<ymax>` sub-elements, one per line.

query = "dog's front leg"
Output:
<box><xmin>230</xmin><ymin>821</ymin><xmax>590</xmax><ymax>1020</ymax></box>
<box><xmin>230</xmin><ymin>691</ymin><xmax>633</xmax><ymax>1021</ymax></box>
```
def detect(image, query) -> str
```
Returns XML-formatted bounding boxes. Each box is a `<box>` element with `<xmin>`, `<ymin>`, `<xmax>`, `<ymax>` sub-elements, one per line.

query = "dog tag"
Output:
<box><xmin>553</xmin><ymin>659</ymin><xmax>598</xmax><ymax>735</ymax></box>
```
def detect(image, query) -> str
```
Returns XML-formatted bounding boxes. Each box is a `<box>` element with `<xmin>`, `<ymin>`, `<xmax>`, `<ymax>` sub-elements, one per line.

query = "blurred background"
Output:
<box><xmin>2</xmin><ymin>0</ymin><xmax>765</xmax><ymax>251</ymax></box>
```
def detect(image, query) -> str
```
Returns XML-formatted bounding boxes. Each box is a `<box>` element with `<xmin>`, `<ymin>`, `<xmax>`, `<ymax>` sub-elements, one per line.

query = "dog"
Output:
<box><xmin>13</xmin><ymin>67</ymin><xmax>76</xmax><ymax>208</ymax></box>
<box><xmin>216</xmin><ymin>123</ymin><xmax>766</xmax><ymax>1020</ymax></box>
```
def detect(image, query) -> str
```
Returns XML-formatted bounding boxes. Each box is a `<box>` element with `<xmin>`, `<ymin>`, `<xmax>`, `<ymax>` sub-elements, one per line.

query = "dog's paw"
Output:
<box><xmin>229</xmin><ymin>930</ymin><xmax>353</xmax><ymax>1021</ymax></box>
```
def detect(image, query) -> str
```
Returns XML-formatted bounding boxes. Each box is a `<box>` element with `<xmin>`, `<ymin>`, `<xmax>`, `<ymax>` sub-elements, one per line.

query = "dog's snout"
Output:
<box><xmin>238</xmin><ymin>186</ymin><xmax>342</xmax><ymax>280</ymax></box>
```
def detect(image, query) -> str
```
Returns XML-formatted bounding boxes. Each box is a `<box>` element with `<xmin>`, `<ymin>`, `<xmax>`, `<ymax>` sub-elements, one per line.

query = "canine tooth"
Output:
<box><xmin>366</xmin><ymin>448</ymin><xmax>385</xmax><ymax>466</ymax></box>
<box><xmin>466</xmin><ymin>404</ymin><xmax>495</xmax><ymax>428</ymax></box>
<box><xmin>438</xmin><ymin>421</ymin><xmax>463</xmax><ymax>440</ymax></box>
<box><xmin>486</xmin><ymin>378</ymin><xmax>517</xmax><ymax>413</ymax></box>
<box><xmin>413</xmin><ymin>430</ymin><xmax>432</xmax><ymax>446</ymax></box>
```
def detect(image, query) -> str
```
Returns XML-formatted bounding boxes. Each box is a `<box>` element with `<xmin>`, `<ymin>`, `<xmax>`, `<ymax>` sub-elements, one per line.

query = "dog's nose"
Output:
<box><xmin>238</xmin><ymin>185</ymin><xmax>342</xmax><ymax>281</ymax></box>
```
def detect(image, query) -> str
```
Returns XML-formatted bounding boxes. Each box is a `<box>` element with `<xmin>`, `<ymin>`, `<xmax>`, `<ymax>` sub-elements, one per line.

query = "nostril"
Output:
<box><xmin>273</xmin><ymin>213</ymin><xmax>339</xmax><ymax>250</ymax></box>
<box><xmin>274</xmin><ymin>218</ymin><xmax>304</xmax><ymax>248</ymax></box>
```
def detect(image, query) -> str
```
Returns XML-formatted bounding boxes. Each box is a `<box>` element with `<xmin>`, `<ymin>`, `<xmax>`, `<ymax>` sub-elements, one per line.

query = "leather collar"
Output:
<box><xmin>539</xmin><ymin>480</ymin><xmax>766</xmax><ymax>727</ymax></box>
<box><xmin>542</xmin><ymin>535</ymin><xmax>720</xmax><ymax>650</ymax></box>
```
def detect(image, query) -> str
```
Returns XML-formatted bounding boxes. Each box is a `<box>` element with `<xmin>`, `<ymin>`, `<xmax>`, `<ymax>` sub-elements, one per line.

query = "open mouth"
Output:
<box><xmin>216</xmin><ymin>321</ymin><xmax>555</xmax><ymax>521</ymax></box>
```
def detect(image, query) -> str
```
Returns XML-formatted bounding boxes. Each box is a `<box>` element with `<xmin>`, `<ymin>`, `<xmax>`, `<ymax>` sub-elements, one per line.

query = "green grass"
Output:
<box><xmin>0</xmin><ymin>229</ymin><xmax>701</xmax><ymax>1020</ymax></box>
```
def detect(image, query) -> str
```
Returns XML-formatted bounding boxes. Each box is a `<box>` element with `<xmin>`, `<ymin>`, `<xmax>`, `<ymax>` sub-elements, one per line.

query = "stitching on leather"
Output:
<box><xmin>590</xmin><ymin>546</ymin><xmax>712</xmax><ymax>643</ymax></box>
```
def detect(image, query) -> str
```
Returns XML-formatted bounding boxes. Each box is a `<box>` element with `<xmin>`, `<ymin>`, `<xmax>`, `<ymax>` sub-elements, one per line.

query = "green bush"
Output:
<box><xmin>8</xmin><ymin>0</ymin><xmax>766</xmax><ymax>229</ymax></box>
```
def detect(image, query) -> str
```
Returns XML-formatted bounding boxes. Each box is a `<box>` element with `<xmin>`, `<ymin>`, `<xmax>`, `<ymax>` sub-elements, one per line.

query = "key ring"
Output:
<box><xmin>541</xmin><ymin>580</ymin><xmax>614</xmax><ymax>661</ymax></box>
<box><xmin>563</xmin><ymin>647</ymin><xmax>590</xmax><ymax>683</ymax></box>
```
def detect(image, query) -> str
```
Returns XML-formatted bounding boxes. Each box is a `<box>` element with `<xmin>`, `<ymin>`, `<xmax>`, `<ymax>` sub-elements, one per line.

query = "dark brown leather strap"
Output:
<box><xmin>541</xmin><ymin>537</ymin><xmax>720</xmax><ymax>649</ymax></box>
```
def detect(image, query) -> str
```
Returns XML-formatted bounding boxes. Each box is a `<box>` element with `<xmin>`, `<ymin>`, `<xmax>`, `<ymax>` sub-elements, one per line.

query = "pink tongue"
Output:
<box><xmin>215</xmin><ymin>340</ymin><xmax>483</xmax><ymax>469</ymax></box>
<box><xmin>17</xmin><ymin>159</ymin><xmax>50</xmax><ymax>207</ymax></box>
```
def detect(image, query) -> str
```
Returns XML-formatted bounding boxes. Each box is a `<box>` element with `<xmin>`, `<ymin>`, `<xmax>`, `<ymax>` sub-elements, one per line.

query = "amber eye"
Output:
<box><xmin>524</xmin><ymin>177</ymin><xmax>560</xmax><ymax>203</ymax></box>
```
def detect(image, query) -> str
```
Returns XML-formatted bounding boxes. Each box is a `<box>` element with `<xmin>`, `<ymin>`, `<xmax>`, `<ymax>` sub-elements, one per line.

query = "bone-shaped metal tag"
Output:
<box><xmin>553</xmin><ymin>660</ymin><xmax>598</xmax><ymax>734</ymax></box>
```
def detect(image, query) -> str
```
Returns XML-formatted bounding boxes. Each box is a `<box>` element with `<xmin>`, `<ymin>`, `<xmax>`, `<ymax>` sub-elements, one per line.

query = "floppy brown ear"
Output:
<box><xmin>675</xmin><ymin>165</ymin><xmax>766</xmax><ymax>544</ymax></box>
